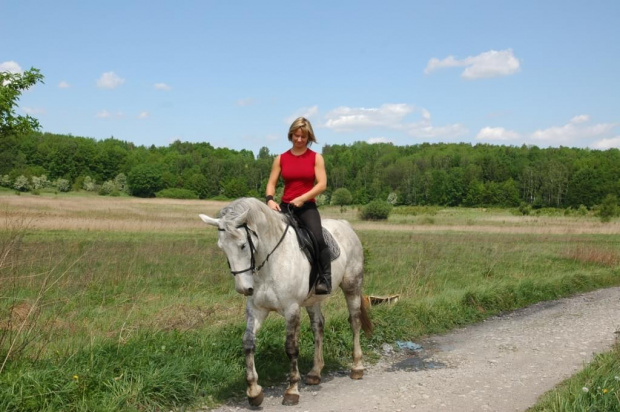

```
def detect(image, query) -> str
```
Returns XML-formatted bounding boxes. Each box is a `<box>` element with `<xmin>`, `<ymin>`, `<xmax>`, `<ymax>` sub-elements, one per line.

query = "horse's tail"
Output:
<box><xmin>360</xmin><ymin>294</ymin><xmax>373</xmax><ymax>338</ymax></box>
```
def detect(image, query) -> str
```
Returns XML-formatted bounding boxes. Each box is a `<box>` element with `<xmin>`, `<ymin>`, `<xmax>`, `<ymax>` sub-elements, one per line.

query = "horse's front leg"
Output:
<box><xmin>244</xmin><ymin>303</ymin><xmax>269</xmax><ymax>406</ymax></box>
<box><xmin>282</xmin><ymin>305</ymin><xmax>301</xmax><ymax>405</ymax></box>
<box><xmin>305</xmin><ymin>304</ymin><xmax>325</xmax><ymax>385</ymax></box>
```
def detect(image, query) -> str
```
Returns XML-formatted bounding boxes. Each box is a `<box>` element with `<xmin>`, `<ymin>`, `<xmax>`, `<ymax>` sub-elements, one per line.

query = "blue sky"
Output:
<box><xmin>2</xmin><ymin>1</ymin><xmax>619</xmax><ymax>156</ymax></box>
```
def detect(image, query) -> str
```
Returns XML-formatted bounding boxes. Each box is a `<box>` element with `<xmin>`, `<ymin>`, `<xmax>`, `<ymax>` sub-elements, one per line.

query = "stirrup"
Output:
<box><xmin>315</xmin><ymin>281</ymin><xmax>331</xmax><ymax>295</ymax></box>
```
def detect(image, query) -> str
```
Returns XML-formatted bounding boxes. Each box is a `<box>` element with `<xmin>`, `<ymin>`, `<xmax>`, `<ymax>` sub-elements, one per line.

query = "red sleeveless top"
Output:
<box><xmin>280</xmin><ymin>149</ymin><xmax>317</xmax><ymax>203</ymax></box>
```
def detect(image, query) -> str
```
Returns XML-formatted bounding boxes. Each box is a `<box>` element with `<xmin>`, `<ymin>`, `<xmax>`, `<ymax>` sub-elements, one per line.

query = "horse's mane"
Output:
<box><xmin>219</xmin><ymin>197</ymin><xmax>288</xmax><ymax>238</ymax></box>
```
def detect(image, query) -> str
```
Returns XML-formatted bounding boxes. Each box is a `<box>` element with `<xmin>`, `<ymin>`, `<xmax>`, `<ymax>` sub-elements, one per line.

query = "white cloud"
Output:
<box><xmin>96</xmin><ymin>110</ymin><xmax>112</xmax><ymax>119</ymax></box>
<box><xmin>591</xmin><ymin>137</ymin><xmax>620</xmax><ymax>150</ymax></box>
<box><xmin>476</xmin><ymin>127</ymin><xmax>521</xmax><ymax>141</ymax></box>
<box><xmin>570</xmin><ymin>114</ymin><xmax>590</xmax><ymax>124</ymax></box>
<box><xmin>323</xmin><ymin>103</ymin><xmax>467</xmax><ymax>140</ymax></box>
<box><xmin>404</xmin><ymin>108</ymin><xmax>468</xmax><ymax>139</ymax></box>
<box><xmin>530</xmin><ymin>118</ymin><xmax>615</xmax><ymax>145</ymax></box>
<box><xmin>58</xmin><ymin>81</ymin><xmax>71</xmax><ymax>88</ymax></box>
<box><xmin>138</xmin><ymin>111</ymin><xmax>150</xmax><ymax>119</ymax></box>
<box><xmin>154</xmin><ymin>82</ymin><xmax>171</xmax><ymax>91</ymax></box>
<box><xmin>367</xmin><ymin>137</ymin><xmax>392</xmax><ymax>144</ymax></box>
<box><xmin>324</xmin><ymin>104</ymin><xmax>413</xmax><ymax>131</ymax></box>
<box><xmin>0</xmin><ymin>60</ymin><xmax>22</xmax><ymax>74</ymax></box>
<box><xmin>476</xmin><ymin>115</ymin><xmax>618</xmax><ymax>147</ymax></box>
<box><xmin>97</xmin><ymin>72</ymin><xmax>125</xmax><ymax>89</ymax></box>
<box><xmin>425</xmin><ymin>49</ymin><xmax>520</xmax><ymax>80</ymax></box>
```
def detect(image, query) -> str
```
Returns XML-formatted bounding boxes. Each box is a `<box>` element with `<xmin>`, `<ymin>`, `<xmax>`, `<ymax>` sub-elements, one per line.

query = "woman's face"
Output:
<box><xmin>291</xmin><ymin>128</ymin><xmax>308</xmax><ymax>149</ymax></box>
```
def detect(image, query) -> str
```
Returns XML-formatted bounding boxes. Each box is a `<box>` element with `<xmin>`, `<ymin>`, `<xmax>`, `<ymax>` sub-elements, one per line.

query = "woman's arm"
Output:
<box><xmin>266</xmin><ymin>155</ymin><xmax>281</xmax><ymax>211</ymax></box>
<box><xmin>290</xmin><ymin>153</ymin><xmax>327</xmax><ymax>207</ymax></box>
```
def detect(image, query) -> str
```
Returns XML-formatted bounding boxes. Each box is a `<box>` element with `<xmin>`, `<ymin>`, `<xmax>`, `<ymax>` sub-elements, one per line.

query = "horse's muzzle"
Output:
<box><xmin>239</xmin><ymin>287</ymin><xmax>253</xmax><ymax>296</ymax></box>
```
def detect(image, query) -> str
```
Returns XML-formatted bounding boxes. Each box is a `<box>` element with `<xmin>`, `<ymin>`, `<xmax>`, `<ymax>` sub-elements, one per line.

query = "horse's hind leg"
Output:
<box><xmin>305</xmin><ymin>304</ymin><xmax>325</xmax><ymax>385</ymax></box>
<box><xmin>343</xmin><ymin>289</ymin><xmax>366</xmax><ymax>380</ymax></box>
<box><xmin>244</xmin><ymin>304</ymin><xmax>268</xmax><ymax>406</ymax></box>
<box><xmin>282</xmin><ymin>305</ymin><xmax>302</xmax><ymax>405</ymax></box>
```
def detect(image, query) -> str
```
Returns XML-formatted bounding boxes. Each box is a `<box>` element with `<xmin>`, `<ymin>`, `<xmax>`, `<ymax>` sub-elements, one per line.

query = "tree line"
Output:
<box><xmin>1</xmin><ymin>129</ymin><xmax>619</xmax><ymax>209</ymax></box>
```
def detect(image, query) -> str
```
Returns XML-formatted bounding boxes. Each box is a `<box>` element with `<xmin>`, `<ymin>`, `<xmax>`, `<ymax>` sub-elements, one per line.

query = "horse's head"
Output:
<box><xmin>200</xmin><ymin>209</ymin><xmax>257</xmax><ymax>296</ymax></box>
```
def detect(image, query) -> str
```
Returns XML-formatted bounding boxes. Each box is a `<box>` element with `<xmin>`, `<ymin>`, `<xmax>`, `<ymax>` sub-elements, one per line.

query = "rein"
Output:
<box><xmin>220</xmin><ymin>221</ymin><xmax>290</xmax><ymax>276</ymax></box>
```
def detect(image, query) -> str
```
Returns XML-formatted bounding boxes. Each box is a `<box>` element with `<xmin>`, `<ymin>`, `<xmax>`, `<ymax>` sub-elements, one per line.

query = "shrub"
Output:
<box><xmin>577</xmin><ymin>205</ymin><xmax>588</xmax><ymax>216</ymax></box>
<box><xmin>359</xmin><ymin>200</ymin><xmax>392</xmax><ymax>220</ymax></box>
<box><xmin>518</xmin><ymin>202</ymin><xmax>532</xmax><ymax>216</ymax></box>
<box><xmin>55</xmin><ymin>178</ymin><xmax>71</xmax><ymax>192</ymax></box>
<box><xmin>599</xmin><ymin>194</ymin><xmax>618</xmax><ymax>223</ymax></box>
<box><xmin>387</xmin><ymin>192</ymin><xmax>398</xmax><ymax>205</ymax></box>
<box><xmin>114</xmin><ymin>173</ymin><xmax>128</xmax><ymax>193</ymax></box>
<box><xmin>99</xmin><ymin>180</ymin><xmax>117</xmax><ymax>196</ymax></box>
<box><xmin>0</xmin><ymin>175</ymin><xmax>10</xmax><ymax>187</ymax></box>
<box><xmin>31</xmin><ymin>175</ymin><xmax>49</xmax><ymax>190</ymax></box>
<box><xmin>13</xmin><ymin>175</ymin><xmax>29</xmax><ymax>191</ymax></box>
<box><xmin>83</xmin><ymin>176</ymin><xmax>96</xmax><ymax>191</ymax></box>
<box><xmin>155</xmin><ymin>188</ymin><xmax>199</xmax><ymax>199</ymax></box>
<box><xmin>331</xmin><ymin>188</ymin><xmax>353</xmax><ymax>206</ymax></box>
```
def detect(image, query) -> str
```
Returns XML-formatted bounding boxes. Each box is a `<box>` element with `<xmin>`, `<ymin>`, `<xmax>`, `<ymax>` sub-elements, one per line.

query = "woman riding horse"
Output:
<box><xmin>265</xmin><ymin>117</ymin><xmax>331</xmax><ymax>295</ymax></box>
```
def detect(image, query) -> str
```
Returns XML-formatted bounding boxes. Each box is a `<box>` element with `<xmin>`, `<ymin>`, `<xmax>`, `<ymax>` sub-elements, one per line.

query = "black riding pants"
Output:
<box><xmin>280</xmin><ymin>201</ymin><xmax>327</xmax><ymax>251</ymax></box>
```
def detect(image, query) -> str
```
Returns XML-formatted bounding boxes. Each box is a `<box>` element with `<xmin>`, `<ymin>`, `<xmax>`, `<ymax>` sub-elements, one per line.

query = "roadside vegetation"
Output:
<box><xmin>529</xmin><ymin>339</ymin><xmax>620</xmax><ymax>412</ymax></box>
<box><xmin>1</xmin><ymin>192</ymin><xmax>618</xmax><ymax>411</ymax></box>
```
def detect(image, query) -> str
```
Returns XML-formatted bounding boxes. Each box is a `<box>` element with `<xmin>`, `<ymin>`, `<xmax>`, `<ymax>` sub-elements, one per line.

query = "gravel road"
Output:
<box><xmin>209</xmin><ymin>287</ymin><xmax>620</xmax><ymax>412</ymax></box>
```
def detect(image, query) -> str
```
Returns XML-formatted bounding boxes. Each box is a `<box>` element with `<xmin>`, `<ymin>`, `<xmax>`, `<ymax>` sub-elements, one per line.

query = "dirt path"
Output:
<box><xmin>208</xmin><ymin>287</ymin><xmax>620</xmax><ymax>412</ymax></box>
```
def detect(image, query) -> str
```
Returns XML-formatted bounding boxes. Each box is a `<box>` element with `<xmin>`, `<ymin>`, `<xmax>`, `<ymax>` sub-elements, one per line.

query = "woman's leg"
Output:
<box><xmin>297</xmin><ymin>204</ymin><xmax>331</xmax><ymax>294</ymax></box>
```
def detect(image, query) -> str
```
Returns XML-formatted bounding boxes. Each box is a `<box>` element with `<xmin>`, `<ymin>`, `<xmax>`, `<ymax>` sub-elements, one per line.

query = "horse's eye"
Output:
<box><xmin>240</xmin><ymin>244</ymin><xmax>246</xmax><ymax>250</ymax></box>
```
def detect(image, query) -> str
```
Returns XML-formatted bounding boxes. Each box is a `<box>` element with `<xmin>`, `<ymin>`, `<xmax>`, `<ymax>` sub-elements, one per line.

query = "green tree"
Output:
<box><xmin>128</xmin><ymin>164</ymin><xmax>164</xmax><ymax>197</ymax></box>
<box><xmin>221</xmin><ymin>177</ymin><xmax>248</xmax><ymax>199</ymax></box>
<box><xmin>0</xmin><ymin>67</ymin><xmax>44</xmax><ymax>136</ymax></box>
<box><xmin>186</xmin><ymin>173</ymin><xmax>210</xmax><ymax>199</ymax></box>
<box><xmin>331</xmin><ymin>188</ymin><xmax>353</xmax><ymax>206</ymax></box>
<box><xmin>599</xmin><ymin>194</ymin><xmax>618</xmax><ymax>223</ymax></box>
<box><xmin>0</xmin><ymin>68</ymin><xmax>44</xmax><ymax>175</ymax></box>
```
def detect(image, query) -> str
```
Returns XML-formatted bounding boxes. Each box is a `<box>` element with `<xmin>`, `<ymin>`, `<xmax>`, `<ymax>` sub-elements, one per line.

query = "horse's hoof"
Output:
<box><xmin>350</xmin><ymin>369</ymin><xmax>364</xmax><ymax>380</ymax></box>
<box><xmin>305</xmin><ymin>374</ymin><xmax>321</xmax><ymax>385</ymax></box>
<box><xmin>248</xmin><ymin>391</ymin><xmax>264</xmax><ymax>407</ymax></box>
<box><xmin>282</xmin><ymin>393</ymin><xmax>300</xmax><ymax>406</ymax></box>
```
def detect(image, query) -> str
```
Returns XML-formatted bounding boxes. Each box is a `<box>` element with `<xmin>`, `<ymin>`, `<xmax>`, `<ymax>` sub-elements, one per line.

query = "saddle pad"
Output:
<box><xmin>323</xmin><ymin>228</ymin><xmax>340</xmax><ymax>261</ymax></box>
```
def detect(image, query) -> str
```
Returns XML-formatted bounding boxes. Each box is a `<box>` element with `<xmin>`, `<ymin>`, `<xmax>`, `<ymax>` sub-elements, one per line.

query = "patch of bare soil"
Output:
<box><xmin>206</xmin><ymin>287</ymin><xmax>620</xmax><ymax>412</ymax></box>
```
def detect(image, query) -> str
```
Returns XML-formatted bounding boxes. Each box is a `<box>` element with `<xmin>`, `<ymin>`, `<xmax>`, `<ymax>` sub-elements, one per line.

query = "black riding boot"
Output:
<box><xmin>315</xmin><ymin>248</ymin><xmax>332</xmax><ymax>295</ymax></box>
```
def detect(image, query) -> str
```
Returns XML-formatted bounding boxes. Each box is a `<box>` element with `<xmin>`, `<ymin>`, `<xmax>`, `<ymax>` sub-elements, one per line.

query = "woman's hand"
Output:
<box><xmin>267</xmin><ymin>199</ymin><xmax>281</xmax><ymax>212</ymax></box>
<box><xmin>290</xmin><ymin>197</ymin><xmax>305</xmax><ymax>208</ymax></box>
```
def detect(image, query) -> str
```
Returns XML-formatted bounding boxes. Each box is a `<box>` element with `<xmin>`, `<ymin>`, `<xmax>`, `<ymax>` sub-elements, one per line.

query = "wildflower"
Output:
<box><xmin>73</xmin><ymin>375</ymin><xmax>79</xmax><ymax>381</ymax></box>
<box><xmin>603</xmin><ymin>389</ymin><xmax>609</xmax><ymax>394</ymax></box>
<box><xmin>582</xmin><ymin>387</ymin><xmax>589</xmax><ymax>393</ymax></box>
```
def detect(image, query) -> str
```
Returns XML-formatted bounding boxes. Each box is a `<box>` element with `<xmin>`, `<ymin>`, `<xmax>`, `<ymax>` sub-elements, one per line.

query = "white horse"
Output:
<box><xmin>200</xmin><ymin>197</ymin><xmax>372</xmax><ymax>406</ymax></box>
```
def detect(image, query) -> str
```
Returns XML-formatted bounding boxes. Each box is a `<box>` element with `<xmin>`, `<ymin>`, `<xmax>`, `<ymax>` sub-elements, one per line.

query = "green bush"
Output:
<box><xmin>155</xmin><ymin>188</ymin><xmax>199</xmax><ymax>199</ymax></box>
<box><xmin>359</xmin><ymin>200</ymin><xmax>392</xmax><ymax>220</ymax></box>
<box><xmin>599</xmin><ymin>194</ymin><xmax>618</xmax><ymax>223</ymax></box>
<box><xmin>518</xmin><ymin>202</ymin><xmax>532</xmax><ymax>216</ymax></box>
<box><xmin>578</xmin><ymin>204</ymin><xmax>588</xmax><ymax>216</ymax></box>
<box><xmin>128</xmin><ymin>164</ymin><xmax>164</xmax><ymax>197</ymax></box>
<box><xmin>331</xmin><ymin>188</ymin><xmax>353</xmax><ymax>206</ymax></box>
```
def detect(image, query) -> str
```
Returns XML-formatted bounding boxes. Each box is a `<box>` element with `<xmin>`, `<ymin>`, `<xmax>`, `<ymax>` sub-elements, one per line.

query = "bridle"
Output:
<box><xmin>219</xmin><ymin>221</ymin><xmax>290</xmax><ymax>276</ymax></box>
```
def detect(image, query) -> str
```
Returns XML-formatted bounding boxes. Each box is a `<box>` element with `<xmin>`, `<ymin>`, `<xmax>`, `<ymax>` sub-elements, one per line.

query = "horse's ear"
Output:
<box><xmin>199</xmin><ymin>214</ymin><xmax>220</xmax><ymax>227</ymax></box>
<box><xmin>232</xmin><ymin>210</ymin><xmax>249</xmax><ymax>227</ymax></box>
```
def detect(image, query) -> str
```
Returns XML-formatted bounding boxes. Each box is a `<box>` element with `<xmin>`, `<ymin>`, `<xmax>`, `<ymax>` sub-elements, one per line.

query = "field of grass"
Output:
<box><xmin>1</xmin><ymin>192</ymin><xmax>619</xmax><ymax>411</ymax></box>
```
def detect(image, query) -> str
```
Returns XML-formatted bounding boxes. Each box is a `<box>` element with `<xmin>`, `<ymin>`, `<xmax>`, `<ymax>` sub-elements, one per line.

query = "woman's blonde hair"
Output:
<box><xmin>287</xmin><ymin>117</ymin><xmax>317</xmax><ymax>145</ymax></box>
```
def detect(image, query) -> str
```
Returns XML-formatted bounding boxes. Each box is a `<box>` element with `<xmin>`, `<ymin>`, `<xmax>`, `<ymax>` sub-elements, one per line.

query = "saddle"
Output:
<box><xmin>284</xmin><ymin>213</ymin><xmax>340</xmax><ymax>291</ymax></box>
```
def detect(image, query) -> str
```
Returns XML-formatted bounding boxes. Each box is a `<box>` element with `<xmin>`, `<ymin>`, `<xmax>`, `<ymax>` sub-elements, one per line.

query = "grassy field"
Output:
<box><xmin>1</xmin><ymin>192</ymin><xmax>619</xmax><ymax>411</ymax></box>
